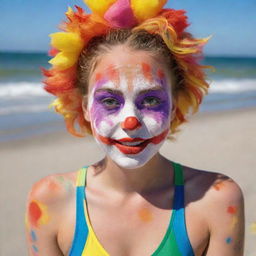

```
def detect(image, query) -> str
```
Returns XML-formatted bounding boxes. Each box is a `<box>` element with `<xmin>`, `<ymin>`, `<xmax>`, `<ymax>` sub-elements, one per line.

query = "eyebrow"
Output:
<box><xmin>138</xmin><ymin>86</ymin><xmax>164</xmax><ymax>95</ymax></box>
<box><xmin>94</xmin><ymin>88</ymin><xmax>123</xmax><ymax>96</ymax></box>
<box><xmin>94</xmin><ymin>86</ymin><xmax>165</xmax><ymax>97</ymax></box>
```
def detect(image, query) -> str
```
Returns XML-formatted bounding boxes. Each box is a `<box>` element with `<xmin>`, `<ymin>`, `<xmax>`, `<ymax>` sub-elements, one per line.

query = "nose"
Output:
<box><xmin>121</xmin><ymin>116</ymin><xmax>142</xmax><ymax>130</ymax></box>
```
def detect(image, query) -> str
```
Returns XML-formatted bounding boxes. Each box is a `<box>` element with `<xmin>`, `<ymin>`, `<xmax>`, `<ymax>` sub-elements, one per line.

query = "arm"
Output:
<box><xmin>25</xmin><ymin>175</ymin><xmax>67</xmax><ymax>256</ymax></box>
<box><xmin>204</xmin><ymin>178</ymin><xmax>245</xmax><ymax>255</ymax></box>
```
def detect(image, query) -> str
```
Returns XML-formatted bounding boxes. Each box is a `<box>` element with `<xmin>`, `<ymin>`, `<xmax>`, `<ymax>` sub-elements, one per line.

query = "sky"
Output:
<box><xmin>1</xmin><ymin>0</ymin><xmax>256</xmax><ymax>56</ymax></box>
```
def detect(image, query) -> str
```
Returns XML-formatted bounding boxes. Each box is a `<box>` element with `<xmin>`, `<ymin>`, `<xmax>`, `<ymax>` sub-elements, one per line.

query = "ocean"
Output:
<box><xmin>0</xmin><ymin>52</ymin><xmax>256</xmax><ymax>142</ymax></box>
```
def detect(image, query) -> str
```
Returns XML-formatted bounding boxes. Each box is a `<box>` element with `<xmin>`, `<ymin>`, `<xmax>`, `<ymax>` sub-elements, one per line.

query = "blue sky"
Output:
<box><xmin>1</xmin><ymin>0</ymin><xmax>256</xmax><ymax>56</ymax></box>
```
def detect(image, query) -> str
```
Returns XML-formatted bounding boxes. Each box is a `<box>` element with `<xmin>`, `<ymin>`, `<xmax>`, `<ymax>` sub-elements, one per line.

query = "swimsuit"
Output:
<box><xmin>69</xmin><ymin>162</ymin><xmax>194</xmax><ymax>256</ymax></box>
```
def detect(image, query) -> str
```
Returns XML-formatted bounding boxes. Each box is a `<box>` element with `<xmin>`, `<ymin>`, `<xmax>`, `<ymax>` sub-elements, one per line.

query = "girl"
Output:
<box><xmin>25</xmin><ymin>1</ymin><xmax>244</xmax><ymax>255</ymax></box>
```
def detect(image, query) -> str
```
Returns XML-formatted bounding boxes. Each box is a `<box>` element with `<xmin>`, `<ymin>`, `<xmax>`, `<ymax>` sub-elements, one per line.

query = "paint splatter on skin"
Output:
<box><xmin>227</xmin><ymin>206</ymin><xmax>237</xmax><ymax>215</ymax></box>
<box><xmin>126</xmin><ymin>66</ymin><xmax>136</xmax><ymax>92</ymax></box>
<box><xmin>138</xmin><ymin>207</ymin><xmax>153</xmax><ymax>223</ymax></box>
<box><xmin>28</xmin><ymin>200</ymin><xmax>49</xmax><ymax>228</ymax></box>
<box><xmin>30</xmin><ymin>230</ymin><xmax>37</xmax><ymax>242</ymax></box>
<box><xmin>88</xmin><ymin>60</ymin><xmax>172</xmax><ymax>168</ymax></box>
<box><xmin>250</xmin><ymin>222</ymin><xmax>256</xmax><ymax>234</ymax></box>
<box><xmin>92</xmin><ymin>63</ymin><xmax>167</xmax><ymax>93</ymax></box>
<box><xmin>213</xmin><ymin>180</ymin><xmax>225</xmax><ymax>191</ymax></box>
<box><xmin>107</xmin><ymin>64</ymin><xmax>120</xmax><ymax>88</ymax></box>
<box><xmin>231</xmin><ymin>216</ymin><xmax>238</xmax><ymax>229</ymax></box>
<box><xmin>32</xmin><ymin>244</ymin><xmax>39</xmax><ymax>253</ymax></box>
<box><xmin>226</xmin><ymin>237</ymin><xmax>233</xmax><ymax>244</ymax></box>
<box><xmin>157</xmin><ymin>69</ymin><xmax>165</xmax><ymax>80</ymax></box>
<box><xmin>141</xmin><ymin>62</ymin><xmax>152</xmax><ymax>82</ymax></box>
<box><xmin>56</xmin><ymin>176</ymin><xmax>73</xmax><ymax>192</ymax></box>
<box><xmin>95</xmin><ymin>72</ymin><xmax>103</xmax><ymax>82</ymax></box>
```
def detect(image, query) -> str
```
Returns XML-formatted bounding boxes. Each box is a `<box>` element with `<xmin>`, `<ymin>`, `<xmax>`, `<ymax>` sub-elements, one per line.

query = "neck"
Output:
<box><xmin>92</xmin><ymin>153</ymin><xmax>174</xmax><ymax>195</ymax></box>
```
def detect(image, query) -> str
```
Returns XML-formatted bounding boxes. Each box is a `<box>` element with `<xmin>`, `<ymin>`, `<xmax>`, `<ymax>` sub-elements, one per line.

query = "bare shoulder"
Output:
<box><xmin>25</xmin><ymin>170</ymin><xmax>78</xmax><ymax>231</ymax></box>
<box><xmin>182</xmin><ymin>164</ymin><xmax>244</xmax><ymax>206</ymax></box>
<box><xmin>182</xmin><ymin>164</ymin><xmax>244</xmax><ymax>225</ymax></box>
<box><xmin>184</xmin><ymin>163</ymin><xmax>243</xmax><ymax>197</ymax></box>
<box><xmin>182</xmin><ymin>165</ymin><xmax>245</xmax><ymax>255</ymax></box>
<box><xmin>25</xmin><ymin>171</ymin><xmax>79</xmax><ymax>255</ymax></box>
<box><xmin>27</xmin><ymin>171</ymin><xmax>78</xmax><ymax>204</ymax></box>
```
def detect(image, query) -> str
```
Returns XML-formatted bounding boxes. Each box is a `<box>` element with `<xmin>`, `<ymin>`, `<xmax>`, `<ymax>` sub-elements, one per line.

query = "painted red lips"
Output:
<box><xmin>97</xmin><ymin>129</ymin><xmax>169</xmax><ymax>154</ymax></box>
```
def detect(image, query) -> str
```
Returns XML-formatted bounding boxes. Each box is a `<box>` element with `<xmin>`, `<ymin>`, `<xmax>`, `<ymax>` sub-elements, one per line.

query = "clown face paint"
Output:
<box><xmin>87</xmin><ymin>58</ymin><xmax>172</xmax><ymax>169</ymax></box>
<box><xmin>28</xmin><ymin>200</ymin><xmax>49</xmax><ymax>228</ymax></box>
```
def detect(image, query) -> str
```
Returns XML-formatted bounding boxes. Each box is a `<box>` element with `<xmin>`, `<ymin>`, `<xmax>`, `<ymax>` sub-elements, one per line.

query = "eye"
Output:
<box><xmin>101</xmin><ymin>97</ymin><xmax>120</xmax><ymax>109</ymax></box>
<box><xmin>141</xmin><ymin>96</ymin><xmax>161</xmax><ymax>107</ymax></box>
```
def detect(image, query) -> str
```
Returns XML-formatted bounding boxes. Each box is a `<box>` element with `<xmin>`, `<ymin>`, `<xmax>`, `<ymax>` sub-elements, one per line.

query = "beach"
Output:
<box><xmin>1</xmin><ymin>107</ymin><xmax>256</xmax><ymax>255</ymax></box>
<box><xmin>2</xmin><ymin>0</ymin><xmax>256</xmax><ymax>253</ymax></box>
<box><xmin>1</xmin><ymin>52</ymin><xmax>256</xmax><ymax>254</ymax></box>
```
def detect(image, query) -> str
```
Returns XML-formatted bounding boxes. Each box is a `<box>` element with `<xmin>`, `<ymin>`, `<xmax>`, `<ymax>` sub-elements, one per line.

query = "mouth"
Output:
<box><xmin>97</xmin><ymin>129</ymin><xmax>169</xmax><ymax>155</ymax></box>
<box><xmin>113</xmin><ymin>138</ymin><xmax>150</xmax><ymax>154</ymax></box>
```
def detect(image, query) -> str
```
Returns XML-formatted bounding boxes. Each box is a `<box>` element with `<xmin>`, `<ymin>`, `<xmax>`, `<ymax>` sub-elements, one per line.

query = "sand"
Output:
<box><xmin>0</xmin><ymin>108</ymin><xmax>255</xmax><ymax>255</ymax></box>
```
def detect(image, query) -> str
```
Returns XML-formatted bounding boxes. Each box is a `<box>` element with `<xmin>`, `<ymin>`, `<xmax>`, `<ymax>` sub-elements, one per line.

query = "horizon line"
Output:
<box><xmin>1</xmin><ymin>50</ymin><xmax>256</xmax><ymax>59</ymax></box>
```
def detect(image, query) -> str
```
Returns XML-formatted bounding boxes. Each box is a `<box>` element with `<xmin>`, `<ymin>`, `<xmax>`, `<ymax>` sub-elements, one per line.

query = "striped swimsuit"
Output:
<box><xmin>69</xmin><ymin>162</ymin><xmax>194</xmax><ymax>255</ymax></box>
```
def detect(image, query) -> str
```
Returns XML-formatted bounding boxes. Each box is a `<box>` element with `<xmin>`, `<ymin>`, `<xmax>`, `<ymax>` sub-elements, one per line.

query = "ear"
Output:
<box><xmin>82</xmin><ymin>95</ymin><xmax>90</xmax><ymax>122</ymax></box>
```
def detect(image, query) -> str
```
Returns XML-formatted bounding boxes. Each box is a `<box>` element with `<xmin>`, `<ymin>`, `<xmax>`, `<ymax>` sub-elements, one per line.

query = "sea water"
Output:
<box><xmin>0</xmin><ymin>52</ymin><xmax>256</xmax><ymax>142</ymax></box>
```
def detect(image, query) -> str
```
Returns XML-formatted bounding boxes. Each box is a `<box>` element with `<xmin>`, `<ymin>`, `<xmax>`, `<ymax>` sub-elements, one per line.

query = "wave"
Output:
<box><xmin>0</xmin><ymin>79</ymin><xmax>256</xmax><ymax>116</ymax></box>
<box><xmin>0</xmin><ymin>82</ymin><xmax>49</xmax><ymax>98</ymax></box>
<box><xmin>209</xmin><ymin>79</ymin><xmax>256</xmax><ymax>93</ymax></box>
<box><xmin>1</xmin><ymin>79</ymin><xmax>256</xmax><ymax>99</ymax></box>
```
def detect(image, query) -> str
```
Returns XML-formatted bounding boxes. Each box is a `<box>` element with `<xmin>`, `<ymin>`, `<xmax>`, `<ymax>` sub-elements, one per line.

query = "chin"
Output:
<box><xmin>102</xmin><ymin>142</ymin><xmax>166</xmax><ymax>169</ymax></box>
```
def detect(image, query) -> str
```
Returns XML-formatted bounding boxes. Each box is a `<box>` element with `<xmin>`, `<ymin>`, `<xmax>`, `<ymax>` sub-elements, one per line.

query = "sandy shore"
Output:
<box><xmin>1</xmin><ymin>108</ymin><xmax>256</xmax><ymax>255</ymax></box>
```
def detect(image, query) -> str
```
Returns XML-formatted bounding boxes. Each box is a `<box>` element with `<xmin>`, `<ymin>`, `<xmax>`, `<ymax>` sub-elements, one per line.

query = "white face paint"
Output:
<box><xmin>87</xmin><ymin>60</ymin><xmax>172</xmax><ymax>169</ymax></box>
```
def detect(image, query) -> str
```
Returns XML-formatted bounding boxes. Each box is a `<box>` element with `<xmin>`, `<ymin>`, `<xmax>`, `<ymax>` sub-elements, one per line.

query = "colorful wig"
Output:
<box><xmin>43</xmin><ymin>0</ymin><xmax>210</xmax><ymax>137</ymax></box>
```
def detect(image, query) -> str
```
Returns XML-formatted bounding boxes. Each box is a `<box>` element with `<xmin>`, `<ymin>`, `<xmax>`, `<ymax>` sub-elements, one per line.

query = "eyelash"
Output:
<box><xmin>141</xmin><ymin>96</ymin><xmax>162</xmax><ymax>108</ymax></box>
<box><xmin>101</xmin><ymin>97</ymin><xmax>121</xmax><ymax>109</ymax></box>
<box><xmin>98</xmin><ymin>95</ymin><xmax>162</xmax><ymax>110</ymax></box>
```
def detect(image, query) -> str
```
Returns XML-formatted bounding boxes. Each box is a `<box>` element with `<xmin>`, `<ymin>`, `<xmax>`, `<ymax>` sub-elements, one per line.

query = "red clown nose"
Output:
<box><xmin>121</xmin><ymin>116</ymin><xmax>142</xmax><ymax>130</ymax></box>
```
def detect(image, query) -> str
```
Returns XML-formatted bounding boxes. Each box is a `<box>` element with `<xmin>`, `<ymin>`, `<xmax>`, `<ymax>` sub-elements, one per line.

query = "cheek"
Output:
<box><xmin>142</xmin><ymin>112</ymin><xmax>169</xmax><ymax>135</ymax></box>
<box><xmin>90</xmin><ymin>100</ymin><xmax>119</xmax><ymax>135</ymax></box>
<box><xmin>141</xmin><ymin>101</ymin><xmax>171</xmax><ymax>129</ymax></box>
<box><xmin>90</xmin><ymin>101</ymin><xmax>106</xmax><ymax>128</ymax></box>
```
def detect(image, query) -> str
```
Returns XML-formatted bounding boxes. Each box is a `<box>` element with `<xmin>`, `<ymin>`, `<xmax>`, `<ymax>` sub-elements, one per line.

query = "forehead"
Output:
<box><xmin>96</xmin><ymin>46</ymin><xmax>163</xmax><ymax>68</ymax></box>
<box><xmin>89</xmin><ymin>46</ymin><xmax>170</xmax><ymax>93</ymax></box>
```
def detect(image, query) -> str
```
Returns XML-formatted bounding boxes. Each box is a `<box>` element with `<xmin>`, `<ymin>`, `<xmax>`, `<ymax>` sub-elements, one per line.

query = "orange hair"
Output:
<box><xmin>43</xmin><ymin>5</ymin><xmax>210</xmax><ymax>138</ymax></box>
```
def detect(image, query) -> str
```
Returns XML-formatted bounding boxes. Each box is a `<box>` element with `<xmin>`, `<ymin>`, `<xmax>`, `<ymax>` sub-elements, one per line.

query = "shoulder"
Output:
<box><xmin>27</xmin><ymin>171</ymin><xmax>78</xmax><ymax>204</ymax></box>
<box><xmin>25</xmin><ymin>171</ymin><xmax>79</xmax><ymax>255</ymax></box>
<box><xmin>183</xmin><ymin>165</ymin><xmax>244</xmax><ymax>203</ymax></box>
<box><xmin>25</xmin><ymin>171</ymin><xmax>78</xmax><ymax>228</ymax></box>
<box><xmin>183</xmin><ymin>165</ymin><xmax>244</xmax><ymax>229</ymax></box>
